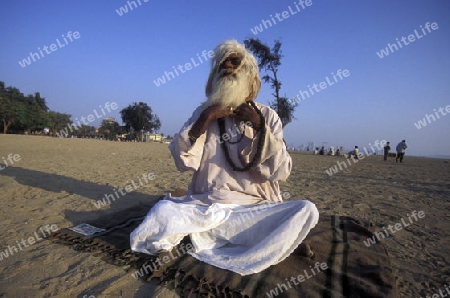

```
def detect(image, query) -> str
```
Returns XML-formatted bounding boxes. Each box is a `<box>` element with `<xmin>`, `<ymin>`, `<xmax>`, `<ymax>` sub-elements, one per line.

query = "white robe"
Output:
<box><xmin>130</xmin><ymin>102</ymin><xmax>319</xmax><ymax>275</ymax></box>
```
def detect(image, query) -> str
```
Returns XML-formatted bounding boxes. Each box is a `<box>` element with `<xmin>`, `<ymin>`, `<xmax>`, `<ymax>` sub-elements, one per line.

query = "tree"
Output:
<box><xmin>19</xmin><ymin>94</ymin><xmax>50</xmax><ymax>132</ymax></box>
<box><xmin>33</xmin><ymin>92</ymin><xmax>49</xmax><ymax>111</ymax></box>
<box><xmin>0</xmin><ymin>81</ymin><xmax>51</xmax><ymax>134</ymax></box>
<box><xmin>47</xmin><ymin>111</ymin><xmax>72</xmax><ymax>136</ymax></box>
<box><xmin>25</xmin><ymin>92</ymin><xmax>50</xmax><ymax>132</ymax></box>
<box><xmin>271</xmin><ymin>96</ymin><xmax>296</xmax><ymax>126</ymax></box>
<box><xmin>120</xmin><ymin>102</ymin><xmax>161</xmax><ymax>136</ymax></box>
<box><xmin>99</xmin><ymin>118</ymin><xmax>120</xmax><ymax>140</ymax></box>
<box><xmin>243</xmin><ymin>39</ymin><xmax>296</xmax><ymax>127</ymax></box>
<box><xmin>0</xmin><ymin>84</ymin><xmax>25</xmax><ymax>134</ymax></box>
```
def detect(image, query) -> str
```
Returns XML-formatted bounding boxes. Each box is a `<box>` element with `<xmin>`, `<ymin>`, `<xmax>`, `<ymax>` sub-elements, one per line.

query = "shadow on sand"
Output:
<box><xmin>0</xmin><ymin>165</ymin><xmax>170</xmax><ymax>297</ymax></box>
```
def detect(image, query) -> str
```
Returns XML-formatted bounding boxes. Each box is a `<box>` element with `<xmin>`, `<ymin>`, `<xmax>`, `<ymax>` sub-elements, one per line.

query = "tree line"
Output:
<box><xmin>0</xmin><ymin>81</ymin><xmax>161</xmax><ymax>140</ymax></box>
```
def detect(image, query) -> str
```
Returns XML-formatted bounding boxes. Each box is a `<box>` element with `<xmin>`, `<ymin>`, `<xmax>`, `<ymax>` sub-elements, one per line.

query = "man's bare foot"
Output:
<box><xmin>296</xmin><ymin>242</ymin><xmax>315</xmax><ymax>259</ymax></box>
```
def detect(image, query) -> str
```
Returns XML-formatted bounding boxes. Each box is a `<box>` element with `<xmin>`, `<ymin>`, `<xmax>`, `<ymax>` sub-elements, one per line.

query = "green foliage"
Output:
<box><xmin>120</xmin><ymin>102</ymin><xmax>161</xmax><ymax>133</ymax></box>
<box><xmin>73</xmin><ymin>125</ymin><xmax>96</xmax><ymax>138</ymax></box>
<box><xmin>269</xmin><ymin>96</ymin><xmax>295</xmax><ymax>125</ymax></box>
<box><xmin>0</xmin><ymin>96</ymin><xmax>22</xmax><ymax>134</ymax></box>
<box><xmin>2</xmin><ymin>84</ymin><xmax>47</xmax><ymax>133</ymax></box>
<box><xmin>244</xmin><ymin>39</ymin><xmax>282</xmax><ymax>74</ymax></box>
<box><xmin>243</xmin><ymin>39</ymin><xmax>296</xmax><ymax>127</ymax></box>
<box><xmin>0</xmin><ymin>81</ymin><xmax>72</xmax><ymax>134</ymax></box>
<box><xmin>99</xmin><ymin>118</ymin><xmax>121</xmax><ymax>140</ymax></box>
<box><xmin>47</xmin><ymin>111</ymin><xmax>72</xmax><ymax>134</ymax></box>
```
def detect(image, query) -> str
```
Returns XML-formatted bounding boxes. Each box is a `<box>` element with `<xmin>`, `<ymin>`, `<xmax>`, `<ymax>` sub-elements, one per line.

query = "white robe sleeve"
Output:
<box><xmin>169</xmin><ymin>106</ymin><xmax>207</xmax><ymax>172</ymax></box>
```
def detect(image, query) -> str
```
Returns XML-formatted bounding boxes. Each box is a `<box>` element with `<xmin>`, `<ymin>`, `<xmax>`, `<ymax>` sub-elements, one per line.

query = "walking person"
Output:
<box><xmin>384</xmin><ymin>142</ymin><xmax>391</xmax><ymax>161</ymax></box>
<box><xmin>395</xmin><ymin>140</ymin><xmax>408</xmax><ymax>163</ymax></box>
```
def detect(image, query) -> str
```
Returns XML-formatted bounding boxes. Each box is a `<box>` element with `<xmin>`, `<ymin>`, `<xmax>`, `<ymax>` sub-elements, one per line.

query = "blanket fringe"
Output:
<box><xmin>46</xmin><ymin>230</ymin><xmax>248</xmax><ymax>297</ymax></box>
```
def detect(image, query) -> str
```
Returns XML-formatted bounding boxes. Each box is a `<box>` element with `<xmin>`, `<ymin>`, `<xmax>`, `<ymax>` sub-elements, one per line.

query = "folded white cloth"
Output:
<box><xmin>130</xmin><ymin>195</ymin><xmax>319</xmax><ymax>275</ymax></box>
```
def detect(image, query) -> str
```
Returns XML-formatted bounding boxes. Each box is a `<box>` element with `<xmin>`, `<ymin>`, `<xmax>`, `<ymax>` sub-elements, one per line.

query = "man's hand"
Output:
<box><xmin>188</xmin><ymin>104</ymin><xmax>234</xmax><ymax>143</ymax></box>
<box><xmin>232</xmin><ymin>102</ymin><xmax>261</xmax><ymax>131</ymax></box>
<box><xmin>202</xmin><ymin>104</ymin><xmax>234</xmax><ymax>121</ymax></box>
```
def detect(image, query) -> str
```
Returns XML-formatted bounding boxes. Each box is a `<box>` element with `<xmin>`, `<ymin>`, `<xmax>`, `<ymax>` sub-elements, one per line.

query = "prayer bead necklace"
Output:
<box><xmin>218</xmin><ymin>101</ymin><xmax>266</xmax><ymax>172</ymax></box>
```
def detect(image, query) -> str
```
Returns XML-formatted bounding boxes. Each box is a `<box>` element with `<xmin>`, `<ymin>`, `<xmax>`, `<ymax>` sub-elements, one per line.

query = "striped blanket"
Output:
<box><xmin>46</xmin><ymin>195</ymin><xmax>398</xmax><ymax>297</ymax></box>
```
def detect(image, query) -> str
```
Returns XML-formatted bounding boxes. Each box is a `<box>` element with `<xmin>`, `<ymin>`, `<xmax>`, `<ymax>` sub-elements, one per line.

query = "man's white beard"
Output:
<box><xmin>205</xmin><ymin>69</ymin><xmax>250</xmax><ymax>108</ymax></box>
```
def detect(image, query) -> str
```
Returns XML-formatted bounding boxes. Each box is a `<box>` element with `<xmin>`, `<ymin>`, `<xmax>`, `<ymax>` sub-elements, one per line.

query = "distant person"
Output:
<box><xmin>328</xmin><ymin>147</ymin><xmax>335</xmax><ymax>156</ymax></box>
<box><xmin>384</xmin><ymin>142</ymin><xmax>391</xmax><ymax>161</ymax></box>
<box><xmin>395</xmin><ymin>140</ymin><xmax>408</xmax><ymax>163</ymax></box>
<box><xmin>349</xmin><ymin>146</ymin><xmax>359</xmax><ymax>159</ymax></box>
<box><xmin>314</xmin><ymin>147</ymin><xmax>319</xmax><ymax>155</ymax></box>
<box><xmin>319</xmin><ymin>146</ymin><xmax>325</xmax><ymax>155</ymax></box>
<box><xmin>354</xmin><ymin>146</ymin><xmax>360</xmax><ymax>159</ymax></box>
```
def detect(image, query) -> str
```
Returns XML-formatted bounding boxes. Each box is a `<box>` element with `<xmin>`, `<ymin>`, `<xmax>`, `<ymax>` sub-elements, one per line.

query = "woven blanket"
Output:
<box><xmin>47</xmin><ymin>196</ymin><xmax>398</xmax><ymax>297</ymax></box>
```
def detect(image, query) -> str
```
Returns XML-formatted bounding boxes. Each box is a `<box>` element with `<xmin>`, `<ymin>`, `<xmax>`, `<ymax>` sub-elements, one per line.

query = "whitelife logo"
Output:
<box><xmin>0</xmin><ymin>224</ymin><xmax>59</xmax><ymax>261</ymax></box>
<box><xmin>289</xmin><ymin>69</ymin><xmax>350</xmax><ymax>106</ymax></box>
<box><xmin>152</xmin><ymin>50</ymin><xmax>215</xmax><ymax>87</ymax></box>
<box><xmin>414</xmin><ymin>104</ymin><xmax>450</xmax><ymax>129</ymax></box>
<box><xmin>265</xmin><ymin>262</ymin><xmax>328</xmax><ymax>297</ymax></box>
<box><xmin>115</xmin><ymin>0</ymin><xmax>149</xmax><ymax>16</ymax></box>
<box><xmin>363</xmin><ymin>211</ymin><xmax>425</xmax><ymax>247</ymax></box>
<box><xmin>132</xmin><ymin>242</ymin><xmax>194</xmax><ymax>279</ymax></box>
<box><xmin>0</xmin><ymin>153</ymin><xmax>21</xmax><ymax>171</ymax></box>
<box><xmin>92</xmin><ymin>173</ymin><xmax>155</xmax><ymax>209</ymax></box>
<box><xmin>376</xmin><ymin>22</ymin><xmax>439</xmax><ymax>59</ymax></box>
<box><xmin>55</xmin><ymin>102</ymin><xmax>118</xmax><ymax>138</ymax></box>
<box><xmin>250</xmin><ymin>0</ymin><xmax>313</xmax><ymax>35</ymax></box>
<box><xmin>18</xmin><ymin>31</ymin><xmax>81</xmax><ymax>68</ymax></box>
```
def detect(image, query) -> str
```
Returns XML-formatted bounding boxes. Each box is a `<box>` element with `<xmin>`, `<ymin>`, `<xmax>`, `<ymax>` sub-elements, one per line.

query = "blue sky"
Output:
<box><xmin>1</xmin><ymin>0</ymin><xmax>449</xmax><ymax>156</ymax></box>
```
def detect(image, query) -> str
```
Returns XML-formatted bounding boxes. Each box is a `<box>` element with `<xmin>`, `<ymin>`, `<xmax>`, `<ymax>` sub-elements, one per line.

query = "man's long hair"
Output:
<box><xmin>204</xmin><ymin>40</ymin><xmax>261</xmax><ymax>108</ymax></box>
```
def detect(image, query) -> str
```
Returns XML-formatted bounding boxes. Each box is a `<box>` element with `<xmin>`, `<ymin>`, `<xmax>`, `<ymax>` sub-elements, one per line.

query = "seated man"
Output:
<box><xmin>348</xmin><ymin>146</ymin><xmax>359</xmax><ymax>159</ymax></box>
<box><xmin>319</xmin><ymin>146</ymin><xmax>325</xmax><ymax>155</ymax></box>
<box><xmin>328</xmin><ymin>147</ymin><xmax>335</xmax><ymax>156</ymax></box>
<box><xmin>130</xmin><ymin>40</ymin><xmax>319</xmax><ymax>276</ymax></box>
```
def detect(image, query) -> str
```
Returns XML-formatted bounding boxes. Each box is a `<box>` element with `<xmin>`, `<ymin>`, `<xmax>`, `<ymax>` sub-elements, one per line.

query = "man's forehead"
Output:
<box><xmin>226</xmin><ymin>52</ymin><xmax>242</xmax><ymax>58</ymax></box>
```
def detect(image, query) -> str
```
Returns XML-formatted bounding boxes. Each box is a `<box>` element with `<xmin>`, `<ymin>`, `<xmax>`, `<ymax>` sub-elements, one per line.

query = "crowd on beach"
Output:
<box><xmin>313</xmin><ymin>139</ymin><xmax>408</xmax><ymax>163</ymax></box>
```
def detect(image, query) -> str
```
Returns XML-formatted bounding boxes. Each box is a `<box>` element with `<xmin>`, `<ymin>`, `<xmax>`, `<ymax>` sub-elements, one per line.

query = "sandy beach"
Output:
<box><xmin>0</xmin><ymin>134</ymin><xmax>449</xmax><ymax>298</ymax></box>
